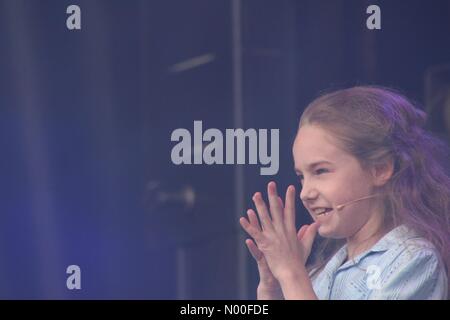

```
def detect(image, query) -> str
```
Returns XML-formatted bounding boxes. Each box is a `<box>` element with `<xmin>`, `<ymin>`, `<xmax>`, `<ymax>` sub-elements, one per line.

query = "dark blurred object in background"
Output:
<box><xmin>425</xmin><ymin>64</ymin><xmax>450</xmax><ymax>143</ymax></box>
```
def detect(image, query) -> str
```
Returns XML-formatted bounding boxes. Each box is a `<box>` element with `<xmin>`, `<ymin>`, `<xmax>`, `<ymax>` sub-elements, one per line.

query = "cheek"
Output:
<box><xmin>329</xmin><ymin>172</ymin><xmax>373</xmax><ymax>205</ymax></box>
<box><xmin>317</xmin><ymin>200</ymin><xmax>364</xmax><ymax>238</ymax></box>
<box><xmin>322</xmin><ymin>177</ymin><xmax>352</xmax><ymax>205</ymax></box>
<box><xmin>331</xmin><ymin>201</ymin><xmax>374</xmax><ymax>236</ymax></box>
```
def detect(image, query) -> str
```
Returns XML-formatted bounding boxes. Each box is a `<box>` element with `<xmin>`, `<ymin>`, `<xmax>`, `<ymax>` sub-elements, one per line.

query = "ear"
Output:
<box><xmin>371</xmin><ymin>158</ymin><xmax>394</xmax><ymax>187</ymax></box>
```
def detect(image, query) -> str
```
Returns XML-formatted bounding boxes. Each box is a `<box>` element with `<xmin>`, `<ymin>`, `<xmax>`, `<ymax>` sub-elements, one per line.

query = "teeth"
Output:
<box><xmin>314</xmin><ymin>208</ymin><xmax>332</xmax><ymax>215</ymax></box>
<box><xmin>314</xmin><ymin>208</ymin><xmax>327</xmax><ymax>215</ymax></box>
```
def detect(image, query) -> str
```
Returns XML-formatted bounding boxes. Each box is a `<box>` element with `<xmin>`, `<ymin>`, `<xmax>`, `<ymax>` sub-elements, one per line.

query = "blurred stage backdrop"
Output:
<box><xmin>0</xmin><ymin>0</ymin><xmax>449</xmax><ymax>299</ymax></box>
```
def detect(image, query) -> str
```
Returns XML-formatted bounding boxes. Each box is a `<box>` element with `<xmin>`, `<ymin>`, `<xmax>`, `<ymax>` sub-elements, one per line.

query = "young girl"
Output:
<box><xmin>240</xmin><ymin>86</ymin><xmax>449</xmax><ymax>300</ymax></box>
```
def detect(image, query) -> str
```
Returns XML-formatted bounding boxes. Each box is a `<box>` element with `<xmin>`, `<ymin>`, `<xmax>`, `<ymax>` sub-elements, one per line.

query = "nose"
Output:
<box><xmin>299</xmin><ymin>180</ymin><xmax>318</xmax><ymax>203</ymax></box>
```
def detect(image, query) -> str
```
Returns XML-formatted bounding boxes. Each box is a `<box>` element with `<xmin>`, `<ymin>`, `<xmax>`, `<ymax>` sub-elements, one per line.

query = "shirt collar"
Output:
<box><xmin>366</xmin><ymin>224</ymin><xmax>419</xmax><ymax>253</ymax></box>
<box><xmin>332</xmin><ymin>224</ymin><xmax>419</xmax><ymax>271</ymax></box>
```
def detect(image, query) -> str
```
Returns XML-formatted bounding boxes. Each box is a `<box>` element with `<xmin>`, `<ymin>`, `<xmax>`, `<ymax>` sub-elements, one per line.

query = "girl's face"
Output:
<box><xmin>293</xmin><ymin>124</ymin><xmax>383</xmax><ymax>239</ymax></box>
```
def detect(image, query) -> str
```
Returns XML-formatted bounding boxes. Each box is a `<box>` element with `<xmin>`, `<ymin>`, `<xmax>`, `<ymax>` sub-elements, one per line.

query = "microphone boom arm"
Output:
<box><xmin>335</xmin><ymin>194</ymin><xmax>379</xmax><ymax>211</ymax></box>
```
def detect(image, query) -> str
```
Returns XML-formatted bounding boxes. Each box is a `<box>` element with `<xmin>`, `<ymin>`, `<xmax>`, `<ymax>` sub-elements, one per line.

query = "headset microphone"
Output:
<box><xmin>335</xmin><ymin>194</ymin><xmax>379</xmax><ymax>211</ymax></box>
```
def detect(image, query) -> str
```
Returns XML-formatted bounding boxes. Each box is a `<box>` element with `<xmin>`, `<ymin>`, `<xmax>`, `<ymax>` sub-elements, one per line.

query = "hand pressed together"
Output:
<box><xmin>240</xmin><ymin>182</ymin><xmax>319</xmax><ymax>284</ymax></box>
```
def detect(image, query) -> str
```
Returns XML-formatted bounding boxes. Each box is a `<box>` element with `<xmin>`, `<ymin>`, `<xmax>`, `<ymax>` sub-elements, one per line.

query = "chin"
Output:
<box><xmin>317</xmin><ymin>225</ymin><xmax>332</xmax><ymax>237</ymax></box>
<box><xmin>318</xmin><ymin>225</ymin><xmax>344</xmax><ymax>239</ymax></box>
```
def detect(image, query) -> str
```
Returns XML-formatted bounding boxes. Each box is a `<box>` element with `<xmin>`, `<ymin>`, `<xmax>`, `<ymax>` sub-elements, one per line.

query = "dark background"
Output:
<box><xmin>0</xmin><ymin>0</ymin><xmax>449</xmax><ymax>299</ymax></box>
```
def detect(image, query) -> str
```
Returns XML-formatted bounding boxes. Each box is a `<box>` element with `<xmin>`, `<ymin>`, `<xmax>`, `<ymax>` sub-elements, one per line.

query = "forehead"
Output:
<box><xmin>292</xmin><ymin>125</ymin><xmax>346</xmax><ymax>168</ymax></box>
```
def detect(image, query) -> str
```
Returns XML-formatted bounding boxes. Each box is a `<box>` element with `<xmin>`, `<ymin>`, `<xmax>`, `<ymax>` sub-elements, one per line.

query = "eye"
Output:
<box><xmin>315</xmin><ymin>168</ymin><xmax>329</xmax><ymax>175</ymax></box>
<box><xmin>297</xmin><ymin>168</ymin><xmax>328</xmax><ymax>182</ymax></box>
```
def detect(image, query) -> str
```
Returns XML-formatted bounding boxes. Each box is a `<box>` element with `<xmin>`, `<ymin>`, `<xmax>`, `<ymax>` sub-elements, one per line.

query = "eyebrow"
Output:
<box><xmin>294</xmin><ymin>160</ymin><xmax>333</xmax><ymax>174</ymax></box>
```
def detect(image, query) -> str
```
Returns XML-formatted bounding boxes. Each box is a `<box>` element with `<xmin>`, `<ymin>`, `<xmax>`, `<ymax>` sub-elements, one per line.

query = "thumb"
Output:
<box><xmin>245</xmin><ymin>239</ymin><xmax>264</xmax><ymax>262</ymax></box>
<box><xmin>297</xmin><ymin>224</ymin><xmax>309</xmax><ymax>241</ymax></box>
<box><xmin>301</xmin><ymin>222</ymin><xmax>320</xmax><ymax>252</ymax></box>
<box><xmin>245</xmin><ymin>239</ymin><xmax>273</xmax><ymax>274</ymax></box>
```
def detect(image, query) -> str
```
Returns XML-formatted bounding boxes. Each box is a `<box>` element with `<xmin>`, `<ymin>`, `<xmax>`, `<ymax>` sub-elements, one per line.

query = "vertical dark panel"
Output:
<box><xmin>141</xmin><ymin>0</ymin><xmax>238</xmax><ymax>299</ymax></box>
<box><xmin>239</xmin><ymin>0</ymin><xmax>300</xmax><ymax>298</ymax></box>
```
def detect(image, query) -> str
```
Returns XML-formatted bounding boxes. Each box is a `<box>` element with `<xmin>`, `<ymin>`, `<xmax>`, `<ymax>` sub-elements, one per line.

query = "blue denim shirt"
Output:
<box><xmin>311</xmin><ymin>225</ymin><xmax>448</xmax><ymax>299</ymax></box>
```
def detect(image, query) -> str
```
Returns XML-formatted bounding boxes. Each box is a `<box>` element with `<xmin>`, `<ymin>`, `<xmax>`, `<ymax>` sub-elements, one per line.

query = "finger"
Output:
<box><xmin>301</xmin><ymin>222</ymin><xmax>320</xmax><ymax>252</ymax></box>
<box><xmin>297</xmin><ymin>224</ymin><xmax>309</xmax><ymax>241</ymax></box>
<box><xmin>245</xmin><ymin>239</ymin><xmax>264</xmax><ymax>262</ymax></box>
<box><xmin>284</xmin><ymin>185</ymin><xmax>296</xmax><ymax>232</ymax></box>
<box><xmin>267</xmin><ymin>181</ymin><xmax>283</xmax><ymax>224</ymax></box>
<box><xmin>239</xmin><ymin>216</ymin><xmax>261</xmax><ymax>240</ymax></box>
<box><xmin>277</xmin><ymin>196</ymin><xmax>284</xmax><ymax>219</ymax></box>
<box><xmin>277</xmin><ymin>196</ymin><xmax>284</xmax><ymax>210</ymax></box>
<box><xmin>252</xmin><ymin>192</ymin><xmax>274</xmax><ymax>231</ymax></box>
<box><xmin>247</xmin><ymin>209</ymin><xmax>262</xmax><ymax>231</ymax></box>
<box><xmin>246</xmin><ymin>240</ymin><xmax>272</xmax><ymax>277</ymax></box>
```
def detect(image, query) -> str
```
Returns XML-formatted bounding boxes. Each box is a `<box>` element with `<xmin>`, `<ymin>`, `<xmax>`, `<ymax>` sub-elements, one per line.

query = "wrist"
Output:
<box><xmin>276</xmin><ymin>265</ymin><xmax>306</xmax><ymax>285</ymax></box>
<box><xmin>277</xmin><ymin>267</ymin><xmax>317</xmax><ymax>300</ymax></box>
<box><xmin>257</xmin><ymin>283</ymin><xmax>284</xmax><ymax>300</ymax></box>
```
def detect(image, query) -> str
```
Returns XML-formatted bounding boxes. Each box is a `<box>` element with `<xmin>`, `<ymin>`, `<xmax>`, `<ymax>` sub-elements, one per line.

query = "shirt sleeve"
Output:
<box><xmin>368</xmin><ymin>248</ymin><xmax>448</xmax><ymax>300</ymax></box>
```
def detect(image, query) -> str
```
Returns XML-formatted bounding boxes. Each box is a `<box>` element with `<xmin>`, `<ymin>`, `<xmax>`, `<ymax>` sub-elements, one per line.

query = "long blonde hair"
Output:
<box><xmin>299</xmin><ymin>86</ymin><xmax>450</xmax><ymax>286</ymax></box>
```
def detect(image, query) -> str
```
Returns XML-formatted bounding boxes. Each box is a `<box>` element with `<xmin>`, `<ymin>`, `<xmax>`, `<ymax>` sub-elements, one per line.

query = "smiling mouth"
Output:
<box><xmin>314</xmin><ymin>208</ymin><xmax>333</xmax><ymax>216</ymax></box>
